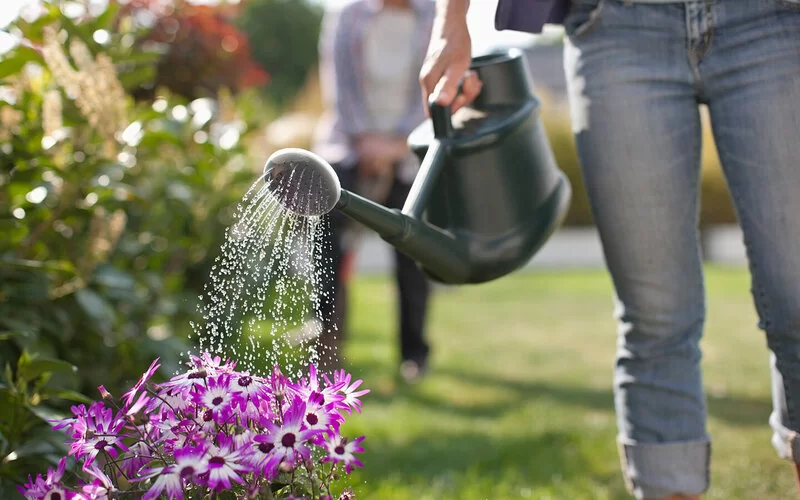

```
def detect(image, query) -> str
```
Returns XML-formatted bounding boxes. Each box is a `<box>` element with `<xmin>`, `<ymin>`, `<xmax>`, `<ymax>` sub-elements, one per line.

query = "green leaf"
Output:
<box><xmin>118</xmin><ymin>66</ymin><xmax>157</xmax><ymax>91</ymax></box>
<box><xmin>74</xmin><ymin>288</ymin><xmax>113</xmax><ymax>325</ymax></box>
<box><xmin>37</xmin><ymin>389</ymin><xmax>91</xmax><ymax>405</ymax></box>
<box><xmin>0</xmin><ymin>47</ymin><xmax>44</xmax><ymax>80</ymax></box>
<box><xmin>17</xmin><ymin>357</ymin><xmax>77</xmax><ymax>385</ymax></box>
<box><xmin>94</xmin><ymin>1</ymin><xmax>121</xmax><ymax>30</ymax></box>
<box><xmin>26</xmin><ymin>403</ymin><xmax>71</xmax><ymax>424</ymax></box>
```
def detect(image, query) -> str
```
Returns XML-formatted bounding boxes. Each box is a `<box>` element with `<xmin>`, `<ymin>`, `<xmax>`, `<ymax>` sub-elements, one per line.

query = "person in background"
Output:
<box><xmin>312</xmin><ymin>0</ymin><xmax>436</xmax><ymax>382</ymax></box>
<box><xmin>419</xmin><ymin>0</ymin><xmax>800</xmax><ymax>498</ymax></box>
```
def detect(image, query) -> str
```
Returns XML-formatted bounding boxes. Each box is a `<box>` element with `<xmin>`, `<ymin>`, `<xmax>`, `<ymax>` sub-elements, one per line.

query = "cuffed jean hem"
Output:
<box><xmin>770</xmin><ymin>411</ymin><xmax>800</xmax><ymax>463</ymax></box>
<box><xmin>617</xmin><ymin>435</ymin><xmax>710</xmax><ymax>499</ymax></box>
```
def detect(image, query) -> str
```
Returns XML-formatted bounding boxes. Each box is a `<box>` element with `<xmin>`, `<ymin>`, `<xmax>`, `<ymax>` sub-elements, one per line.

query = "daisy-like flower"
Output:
<box><xmin>302</xmin><ymin>390</ymin><xmax>344</xmax><ymax>436</ymax></box>
<box><xmin>137</xmin><ymin>444</ymin><xmax>208</xmax><ymax>500</ymax></box>
<box><xmin>289</xmin><ymin>364</ymin><xmax>344</xmax><ymax>411</ymax></box>
<box><xmin>191</xmin><ymin>373</ymin><xmax>234</xmax><ymax>425</ymax></box>
<box><xmin>259</xmin><ymin>397</ymin><xmax>319</xmax><ymax>471</ymax></box>
<box><xmin>203</xmin><ymin>433</ymin><xmax>249</xmax><ymax>492</ymax></box>
<box><xmin>17</xmin><ymin>457</ymin><xmax>70</xmax><ymax>500</ymax></box>
<box><xmin>156</xmin><ymin>368</ymin><xmax>208</xmax><ymax>399</ymax></box>
<box><xmin>322</xmin><ymin>435</ymin><xmax>365</xmax><ymax>474</ymax></box>
<box><xmin>244</xmin><ymin>430</ymin><xmax>279</xmax><ymax>479</ymax></box>
<box><xmin>80</xmin><ymin>463</ymin><xmax>116</xmax><ymax>499</ymax></box>
<box><xmin>122</xmin><ymin>358</ymin><xmax>161</xmax><ymax>408</ymax></box>
<box><xmin>325</xmin><ymin>369</ymin><xmax>370</xmax><ymax>415</ymax></box>
<box><xmin>67</xmin><ymin>402</ymin><xmax>129</xmax><ymax>468</ymax></box>
<box><xmin>230</xmin><ymin>372</ymin><xmax>269</xmax><ymax>413</ymax></box>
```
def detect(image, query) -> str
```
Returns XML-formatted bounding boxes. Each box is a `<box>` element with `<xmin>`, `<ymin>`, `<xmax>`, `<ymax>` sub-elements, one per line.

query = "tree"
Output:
<box><xmin>236</xmin><ymin>0</ymin><xmax>323</xmax><ymax>109</ymax></box>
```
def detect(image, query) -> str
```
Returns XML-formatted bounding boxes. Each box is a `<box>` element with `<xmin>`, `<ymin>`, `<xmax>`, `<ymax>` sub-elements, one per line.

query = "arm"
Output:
<box><xmin>318</xmin><ymin>4</ymin><xmax>371</xmax><ymax>137</ymax></box>
<box><xmin>418</xmin><ymin>0</ymin><xmax>482</xmax><ymax>114</ymax></box>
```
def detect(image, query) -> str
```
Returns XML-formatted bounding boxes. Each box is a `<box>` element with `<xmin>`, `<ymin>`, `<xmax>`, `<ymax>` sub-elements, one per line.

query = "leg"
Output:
<box><xmin>700</xmin><ymin>0</ymin><xmax>800</xmax><ymax>480</ymax></box>
<box><xmin>384</xmin><ymin>176</ymin><xmax>431</xmax><ymax>375</ymax></box>
<box><xmin>564</xmin><ymin>1</ymin><xmax>708</xmax><ymax>498</ymax></box>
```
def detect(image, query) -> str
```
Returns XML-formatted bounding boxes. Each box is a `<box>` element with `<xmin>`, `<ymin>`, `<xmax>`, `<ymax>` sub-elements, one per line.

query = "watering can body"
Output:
<box><xmin>264</xmin><ymin>49</ymin><xmax>571</xmax><ymax>285</ymax></box>
<box><xmin>342</xmin><ymin>49</ymin><xmax>571</xmax><ymax>284</ymax></box>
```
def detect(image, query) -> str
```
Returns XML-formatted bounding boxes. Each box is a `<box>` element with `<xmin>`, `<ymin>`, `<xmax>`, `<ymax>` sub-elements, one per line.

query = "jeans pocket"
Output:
<box><xmin>564</xmin><ymin>0</ymin><xmax>607</xmax><ymax>41</ymax></box>
<box><xmin>773</xmin><ymin>0</ymin><xmax>800</xmax><ymax>11</ymax></box>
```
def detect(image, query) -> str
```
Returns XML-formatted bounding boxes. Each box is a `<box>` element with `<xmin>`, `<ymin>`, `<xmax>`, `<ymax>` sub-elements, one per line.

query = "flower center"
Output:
<box><xmin>238</xmin><ymin>376</ymin><xmax>252</xmax><ymax>387</ymax></box>
<box><xmin>180</xmin><ymin>466</ymin><xmax>195</xmax><ymax>479</ymax></box>
<box><xmin>209</xmin><ymin>456</ymin><xmax>225</xmax><ymax>466</ymax></box>
<box><xmin>94</xmin><ymin>439</ymin><xmax>108</xmax><ymax>450</ymax></box>
<box><xmin>212</xmin><ymin>396</ymin><xmax>224</xmax><ymax>406</ymax></box>
<box><xmin>203</xmin><ymin>408</ymin><xmax>213</xmax><ymax>422</ymax></box>
<box><xmin>281</xmin><ymin>433</ymin><xmax>296</xmax><ymax>448</ymax></box>
<box><xmin>47</xmin><ymin>492</ymin><xmax>63</xmax><ymax>500</ymax></box>
<box><xmin>258</xmin><ymin>442</ymin><xmax>274</xmax><ymax>454</ymax></box>
<box><xmin>306</xmin><ymin>413</ymin><xmax>318</xmax><ymax>426</ymax></box>
<box><xmin>334</xmin><ymin>445</ymin><xmax>345</xmax><ymax>455</ymax></box>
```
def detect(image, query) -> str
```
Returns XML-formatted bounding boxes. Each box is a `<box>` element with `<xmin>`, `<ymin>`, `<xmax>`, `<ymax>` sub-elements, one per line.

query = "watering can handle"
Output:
<box><xmin>428</xmin><ymin>96</ymin><xmax>453</xmax><ymax>139</ymax></box>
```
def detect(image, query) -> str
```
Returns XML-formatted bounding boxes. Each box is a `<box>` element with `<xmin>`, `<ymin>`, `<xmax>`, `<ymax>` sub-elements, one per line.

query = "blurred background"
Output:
<box><xmin>0</xmin><ymin>1</ymin><xmax>785</xmax><ymax>498</ymax></box>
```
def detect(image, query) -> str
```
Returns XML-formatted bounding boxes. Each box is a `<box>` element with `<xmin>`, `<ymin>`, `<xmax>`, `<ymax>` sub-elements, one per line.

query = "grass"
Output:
<box><xmin>332</xmin><ymin>266</ymin><xmax>794</xmax><ymax>499</ymax></box>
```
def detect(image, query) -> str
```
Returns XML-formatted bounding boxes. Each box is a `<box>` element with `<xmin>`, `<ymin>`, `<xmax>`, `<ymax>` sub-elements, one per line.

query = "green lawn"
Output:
<box><xmin>333</xmin><ymin>266</ymin><xmax>795</xmax><ymax>500</ymax></box>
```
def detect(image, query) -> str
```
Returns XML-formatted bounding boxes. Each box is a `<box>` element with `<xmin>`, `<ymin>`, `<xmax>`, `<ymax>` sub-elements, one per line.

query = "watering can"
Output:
<box><xmin>262</xmin><ymin>49</ymin><xmax>571</xmax><ymax>285</ymax></box>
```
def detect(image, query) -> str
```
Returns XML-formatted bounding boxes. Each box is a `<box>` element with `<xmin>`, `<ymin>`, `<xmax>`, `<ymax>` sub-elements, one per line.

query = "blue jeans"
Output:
<box><xmin>563</xmin><ymin>0</ymin><xmax>800</xmax><ymax>498</ymax></box>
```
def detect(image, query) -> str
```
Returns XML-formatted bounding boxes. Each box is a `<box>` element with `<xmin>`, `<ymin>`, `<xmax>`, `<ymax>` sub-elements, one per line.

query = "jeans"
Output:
<box><xmin>563</xmin><ymin>0</ymin><xmax>800</xmax><ymax>497</ymax></box>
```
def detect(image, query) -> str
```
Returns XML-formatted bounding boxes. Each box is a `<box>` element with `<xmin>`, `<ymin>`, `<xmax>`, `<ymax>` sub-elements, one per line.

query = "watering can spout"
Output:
<box><xmin>262</xmin><ymin>50</ymin><xmax>572</xmax><ymax>285</ymax></box>
<box><xmin>262</xmin><ymin>148</ymin><xmax>472</xmax><ymax>284</ymax></box>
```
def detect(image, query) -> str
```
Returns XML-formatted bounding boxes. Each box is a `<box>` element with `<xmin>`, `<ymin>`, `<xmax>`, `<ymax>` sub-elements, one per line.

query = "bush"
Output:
<box><xmin>0</xmin><ymin>3</ymin><xmax>268</xmax><ymax>495</ymax></box>
<box><xmin>235</xmin><ymin>0</ymin><xmax>323</xmax><ymax>109</ymax></box>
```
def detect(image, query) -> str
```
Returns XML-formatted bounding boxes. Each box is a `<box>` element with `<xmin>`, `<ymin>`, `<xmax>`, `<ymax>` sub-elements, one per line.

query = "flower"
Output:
<box><xmin>259</xmin><ymin>397</ymin><xmax>319</xmax><ymax>470</ymax></box>
<box><xmin>322</xmin><ymin>436</ymin><xmax>365</xmax><ymax>474</ymax></box>
<box><xmin>327</xmin><ymin>369</ymin><xmax>371</xmax><ymax>415</ymax></box>
<box><xmin>22</xmin><ymin>353</ymin><xmax>369</xmax><ymax>499</ymax></box>
<box><xmin>138</xmin><ymin>444</ymin><xmax>209</xmax><ymax>500</ymax></box>
<box><xmin>192</xmin><ymin>372</ymin><xmax>235</xmax><ymax>425</ymax></box>
<box><xmin>203</xmin><ymin>433</ymin><xmax>248</xmax><ymax>492</ymax></box>
<box><xmin>66</xmin><ymin>402</ymin><xmax>129</xmax><ymax>468</ymax></box>
<box><xmin>122</xmin><ymin>357</ymin><xmax>161</xmax><ymax>407</ymax></box>
<box><xmin>17</xmin><ymin>457</ymin><xmax>68</xmax><ymax>500</ymax></box>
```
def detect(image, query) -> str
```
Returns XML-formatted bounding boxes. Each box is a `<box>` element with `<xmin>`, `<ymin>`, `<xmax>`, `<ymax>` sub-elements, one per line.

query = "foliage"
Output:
<box><xmin>124</xmin><ymin>0</ymin><xmax>269</xmax><ymax>101</ymax></box>
<box><xmin>0</xmin><ymin>2</ymin><xmax>269</xmax><ymax>495</ymax></box>
<box><xmin>18</xmin><ymin>353</ymin><xmax>368</xmax><ymax>499</ymax></box>
<box><xmin>236</xmin><ymin>0</ymin><xmax>323</xmax><ymax>109</ymax></box>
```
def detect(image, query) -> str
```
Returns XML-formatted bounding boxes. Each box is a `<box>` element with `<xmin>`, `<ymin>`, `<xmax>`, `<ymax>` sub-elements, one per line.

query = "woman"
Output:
<box><xmin>420</xmin><ymin>0</ymin><xmax>800</xmax><ymax>498</ymax></box>
<box><xmin>312</xmin><ymin>0</ymin><xmax>436</xmax><ymax>382</ymax></box>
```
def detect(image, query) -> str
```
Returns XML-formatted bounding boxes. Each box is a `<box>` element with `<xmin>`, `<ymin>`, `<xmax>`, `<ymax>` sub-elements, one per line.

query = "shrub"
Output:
<box><xmin>0</xmin><ymin>3</ymin><xmax>269</xmax><ymax>495</ymax></box>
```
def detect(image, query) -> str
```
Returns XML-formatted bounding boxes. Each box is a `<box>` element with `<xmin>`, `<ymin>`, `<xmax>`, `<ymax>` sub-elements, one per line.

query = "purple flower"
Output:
<box><xmin>79</xmin><ymin>464</ymin><xmax>116</xmax><ymax>499</ymax></box>
<box><xmin>230</xmin><ymin>372</ymin><xmax>269</xmax><ymax>413</ymax></box>
<box><xmin>303</xmin><ymin>391</ymin><xmax>344</xmax><ymax>436</ymax></box>
<box><xmin>17</xmin><ymin>457</ymin><xmax>70</xmax><ymax>500</ymax></box>
<box><xmin>119</xmin><ymin>441</ymin><xmax>151</xmax><ymax>478</ymax></box>
<box><xmin>322</xmin><ymin>435</ymin><xmax>365</xmax><ymax>474</ymax></box>
<box><xmin>260</xmin><ymin>397</ymin><xmax>319</xmax><ymax>470</ymax></box>
<box><xmin>203</xmin><ymin>433</ymin><xmax>248</xmax><ymax>492</ymax></box>
<box><xmin>326</xmin><ymin>369</ymin><xmax>370</xmax><ymax>415</ymax></box>
<box><xmin>138</xmin><ymin>444</ymin><xmax>208</xmax><ymax>500</ymax></box>
<box><xmin>66</xmin><ymin>402</ymin><xmax>129</xmax><ymax>469</ymax></box>
<box><xmin>122</xmin><ymin>358</ymin><xmax>161</xmax><ymax>408</ymax></box>
<box><xmin>291</xmin><ymin>365</ymin><xmax>345</xmax><ymax>409</ymax></box>
<box><xmin>191</xmin><ymin>373</ymin><xmax>235</xmax><ymax>425</ymax></box>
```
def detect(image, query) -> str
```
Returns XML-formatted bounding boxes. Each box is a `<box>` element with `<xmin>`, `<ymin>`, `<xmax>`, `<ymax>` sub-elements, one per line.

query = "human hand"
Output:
<box><xmin>356</xmin><ymin>134</ymin><xmax>407</xmax><ymax>177</ymax></box>
<box><xmin>419</xmin><ymin>0</ymin><xmax>482</xmax><ymax>116</ymax></box>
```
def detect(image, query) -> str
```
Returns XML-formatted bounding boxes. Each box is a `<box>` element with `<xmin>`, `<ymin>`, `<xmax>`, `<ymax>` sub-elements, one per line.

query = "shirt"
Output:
<box><xmin>312</xmin><ymin>0</ymin><xmax>436</xmax><ymax>168</ymax></box>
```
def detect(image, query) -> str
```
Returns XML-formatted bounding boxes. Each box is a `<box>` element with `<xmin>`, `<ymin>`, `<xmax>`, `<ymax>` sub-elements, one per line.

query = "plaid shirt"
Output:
<box><xmin>312</xmin><ymin>0</ymin><xmax>436</xmax><ymax>168</ymax></box>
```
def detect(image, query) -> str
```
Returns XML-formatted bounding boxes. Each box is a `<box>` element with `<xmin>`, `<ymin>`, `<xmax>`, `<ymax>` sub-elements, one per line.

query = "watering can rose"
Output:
<box><xmin>18</xmin><ymin>353</ymin><xmax>369</xmax><ymax>500</ymax></box>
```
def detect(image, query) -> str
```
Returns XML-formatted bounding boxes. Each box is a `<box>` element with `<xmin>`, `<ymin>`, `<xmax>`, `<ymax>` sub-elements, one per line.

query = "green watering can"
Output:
<box><xmin>263</xmin><ymin>49</ymin><xmax>571</xmax><ymax>285</ymax></box>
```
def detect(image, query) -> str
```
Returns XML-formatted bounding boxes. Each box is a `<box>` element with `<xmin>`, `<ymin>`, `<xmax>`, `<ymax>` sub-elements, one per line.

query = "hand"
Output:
<box><xmin>419</xmin><ymin>0</ymin><xmax>482</xmax><ymax>116</ymax></box>
<box><xmin>356</xmin><ymin>134</ymin><xmax>407</xmax><ymax>177</ymax></box>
